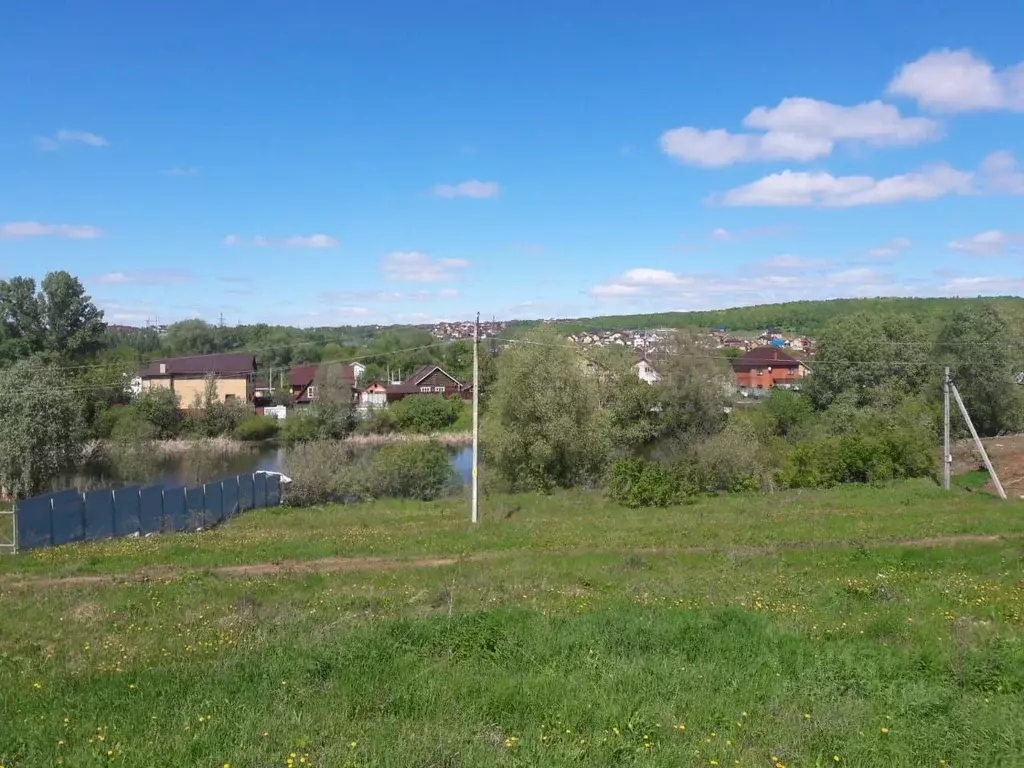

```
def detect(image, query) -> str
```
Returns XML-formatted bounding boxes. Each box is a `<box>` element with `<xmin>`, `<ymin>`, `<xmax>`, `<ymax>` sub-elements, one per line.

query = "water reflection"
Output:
<box><xmin>69</xmin><ymin>443</ymin><xmax>473</xmax><ymax>492</ymax></box>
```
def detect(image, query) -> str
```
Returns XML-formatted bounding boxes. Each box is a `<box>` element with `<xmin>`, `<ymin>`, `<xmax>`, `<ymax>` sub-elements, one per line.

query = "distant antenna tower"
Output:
<box><xmin>219</xmin><ymin>312</ymin><xmax>225</xmax><ymax>328</ymax></box>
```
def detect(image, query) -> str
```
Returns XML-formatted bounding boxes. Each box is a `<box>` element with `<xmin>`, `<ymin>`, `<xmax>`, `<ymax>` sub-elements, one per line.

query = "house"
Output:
<box><xmin>634</xmin><ymin>350</ymin><xmax>661</xmax><ymax>384</ymax></box>
<box><xmin>731</xmin><ymin>347</ymin><xmax>808</xmax><ymax>391</ymax></box>
<box><xmin>138</xmin><ymin>352</ymin><xmax>257</xmax><ymax>408</ymax></box>
<box><xmin>385</xmin><ymin>364</ymin><xmax>470</xmax><ymax>402</ymax></box>
<box><xmin>289</xmin><ymin>363</ymin><xmax>358</xmax><ymax>405</ymax></box>
<box><xmin>358</xmin><ymin>381</ymin><xmax>388</xmax><ymax>409</ymax></box>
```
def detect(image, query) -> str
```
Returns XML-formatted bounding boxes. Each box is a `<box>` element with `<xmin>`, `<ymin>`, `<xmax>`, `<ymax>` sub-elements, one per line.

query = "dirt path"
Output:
<box><xmin>4</xmin><ymin>533</ymin><xmax>1014</xmax><ymax>590</ymax></box>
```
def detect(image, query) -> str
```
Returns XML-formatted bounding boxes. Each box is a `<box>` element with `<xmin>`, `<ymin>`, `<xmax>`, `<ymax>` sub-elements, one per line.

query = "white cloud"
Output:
<box><xmin>35</xmin><ymin>129</ymin><xmax>109</xmax><ymax>150</ymax></box>
<box><xmin>710</xmin><ymin>227</ymin><xmax>732</xmax><ymax>241</ymax></box>
<box><xmin>864</xmin><ymin>236</ymin><xmax>912</xmax><ymax>259</ymax></box>
<box><xmin>437</xmin><ymin>288</ymin><xmax>460</xmax><ymax>298</ymax></box>
<box><xmin>660</xmin><ymin>97</ymin><xmax>938</xmax><ymax>167</ymax></box>
<box><xmin>94</xmin><ymin>270</ymin><xmax>195</xmax><ymax>285</ymax></box>
<box><xmin>981</xmin><ymin>150</ymin><xmax>1024</xmax><ymax>193</ymax></box>
<box><xmin>164</xmin><ymin>167</ymin><xmax>201</xmax><ymax>176</ymax></box>
<box><xmin>282</xmin><ymin>234</ymin><xmax>339</xmax><ymax>248</ymax></box>
<box><xmin>744</xmin><ymin>97</ymin><xmax>938</xmax><ymax>145</ymax></box>
<box><xmin>0</xmin><ymin>221</ymin><xmax>103</xmax><ymax>239</ymax></box>
<box><xmin>381</xmin><ymin>251</ymin><xmax>471</xmax><ymax>282</ymax></box>
<box><xmin>225</xmin><ymin>234</ymin><xmax>337</xmax><ymax>248</ymax></box>
<box><xmin>765</xmin><ymin>254</ymin><xmax>829</xmax><ymax>269</ymax></box>
<box><xmin>948</xmin><ymin>230</ymin><xmax>1019</xmax><ymax>256</ymax></box>
<box><xmin>942</xmin><ymin>276</ymin><xmax>1024</xmax><ymax>294</ymax></box>
<box><xmin>432</xmin><ymin>180</ymin><xmax>500</xmax><ymax>198</ymax></box>
<box><xmin>887</xmin><ymin>49</ymin><xmax>1024</xmax><ymax>112</ymax></box>
<box><xmin>660</xmin><ymin>126</ymin><xmax>832</xmax><ymax>167</ymax></box>
<box><xmin>718</xmin><ymin>163</ymin><xmax>974</xmax><ymax>207</ymax></box>
<box><xmin>591</xmin><ymin>264</ymin><xmax>894</xmax><ymax>303</ymax></box>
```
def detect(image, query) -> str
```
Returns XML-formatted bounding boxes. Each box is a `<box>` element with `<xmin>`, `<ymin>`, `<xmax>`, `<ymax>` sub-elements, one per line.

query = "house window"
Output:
<box><xmin>307</xmin><ymin>386</ymin><xmax>317</xmax><ymax>400</ymax></box>
<box><xmin>756</xmin><ymin>368</ymin><xmax>764</xmax><ymax>375</ymax></box>
<box><xmin>789</xmin><ymin>367</ymin><xmax>797</xmax><ymax>374</ymax></box>
<box><xmin>420</xmin><ymin>386</ymin><xmax>432</xmax><ymax>393</ymax></box>
<box><xmin>433</xmin><ymin>386</ymin><xmax>445</xmax><ymax>393</ymax></box>
<box><xmin>225</xmin><ymin>394</ymin><xmax>238</xmax><ymax>401</ymax></box>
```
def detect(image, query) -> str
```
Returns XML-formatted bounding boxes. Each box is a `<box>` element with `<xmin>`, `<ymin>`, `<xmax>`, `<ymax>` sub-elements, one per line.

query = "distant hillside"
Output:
<box><xmin>538</xmin><ymin>297</ymin><xmax>1024</xmax><ymax>337</ymax></box>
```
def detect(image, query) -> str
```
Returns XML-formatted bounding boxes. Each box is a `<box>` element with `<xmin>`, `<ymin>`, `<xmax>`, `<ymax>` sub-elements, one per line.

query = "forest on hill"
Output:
<box><xmin>542</xmin><ymin>297</ymin><xmax>1024</xmax><ymax>337</ymax></box>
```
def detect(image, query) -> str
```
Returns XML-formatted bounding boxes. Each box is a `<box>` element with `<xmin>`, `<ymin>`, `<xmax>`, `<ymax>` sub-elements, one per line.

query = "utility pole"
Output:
<box><xmin>950</xmin><ymin>378</ymin><xmax>1007</xmax><ymax>500</ymax></box>
<box><xmin>471</xmin><ymin>311</ymin><xmax>480</xmax><ymax>524</ymax></box>
<box><xmin>943</xmin><ymin>367</ymin><xmax>951</xmax><ymax>491</ymax></box>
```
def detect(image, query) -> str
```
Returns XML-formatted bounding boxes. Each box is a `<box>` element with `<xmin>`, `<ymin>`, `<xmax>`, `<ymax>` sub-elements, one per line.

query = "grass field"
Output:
<box><xmin>2</xmin><ymin>481</ymin><xmax>1024</xmax><ymax>766</ymax></box>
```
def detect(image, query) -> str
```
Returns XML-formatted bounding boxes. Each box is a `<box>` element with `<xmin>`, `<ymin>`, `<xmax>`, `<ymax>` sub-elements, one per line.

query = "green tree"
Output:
<box><xmin>308</xmin><ymin>362</ymin><xmax>356</xmax><ymax>439</ymax></box>
<box><xmin>654</xmin><ymin>331</ymin><xmax>731</xmax><ymax>452</ymax></box>
<box><xmin>483</xmin><ymin>331</ymin><xmax>608</xmax><ymax>491</ymax></box>
<box><xmin>936</xmin><ymin>305</ymin><xmax>1024</xmax><ymax>436</ymax></box>
<box><xmin>606</xmin><ymin>368</ymin><xmax>662</xmax><ymax>455</ymax></box>
<box><xmin>390</xmin><ymin>395</ymin><xmax>464</xmax><ymax>433</ymax></box>
<box><xmin>0</xmin><ymin>271</ymin><xmax>105</xmax><ymax>362</ymax></box>
<box><xmin>0</xmin><ymin>358</ymin><xmax>85</xmax><ymax>498</ymax></box>
<box><xmin>805</xmin><ymin>312</ymin><xmax>930</xmax><ymax>409</ymax></box>
<box><xmin>133</xmin><ymin>388</ymin><xmax>181</xmax><ymax>438</ymax></box>
<box><xmin>164</xmin><ymin>319</ymin><xmax>219</xmax><ymax>356</ymax></box>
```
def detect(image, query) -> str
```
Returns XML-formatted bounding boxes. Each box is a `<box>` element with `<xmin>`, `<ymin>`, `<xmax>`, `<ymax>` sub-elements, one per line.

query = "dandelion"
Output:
<box><xmin>881</xmin><ymin>727</ymin><xmax>889</xmax><ymax>735</ymax></box>
<box><xmin>834</xmin><ymin>757</ymin><xmax>841</xmax><ymax>762</ymax></box>
<box><xmin>32</xmin><ymin>682</ymin><xmax>41</xmax><ymax>689</ymax></box>
<box><xmin>349</xmin><ymin>741</ymin><xmax>357</xmax><ymax>748</ymax></box>
<box><xmin>804</xmin><ymin>713</ymin><xmax>811</xmax><ymax>719</ymax></box>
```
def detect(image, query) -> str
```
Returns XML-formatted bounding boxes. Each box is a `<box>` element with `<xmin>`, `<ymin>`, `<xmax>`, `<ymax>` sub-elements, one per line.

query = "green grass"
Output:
<box><xmin>2</xmin><ymin>482</ymin><xmax>1024</xmax><ymax>766</ymax></box>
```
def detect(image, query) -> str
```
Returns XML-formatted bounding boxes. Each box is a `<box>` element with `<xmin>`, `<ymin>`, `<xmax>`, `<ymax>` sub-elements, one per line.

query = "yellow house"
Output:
<box><xmin>139</xmin><ymin>352</ymin><xmax>257</xmax><ymax>408</ymax></box>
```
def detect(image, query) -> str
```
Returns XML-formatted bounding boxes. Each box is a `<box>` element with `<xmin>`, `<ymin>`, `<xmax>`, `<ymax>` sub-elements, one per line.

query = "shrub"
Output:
<box><xmin>390</xmin><ymin>396</ymin><xmax>465</xmax><ymax>433</ymax></box>
<box><xmin>133</xmin><ymin>388</ymin><xmax>180</xmax><ymax>438</ymax></box>
<box><xmin>285</xmin><ymin>441</ymin><xmax>369</xmax><ymax>506</ymax></box>
<box><xmin>366</xmin><ymin>441</ymin><xmax>455</xmax><ymax>501</ymax></box>
<box><xmin>279</xmin><ymin>414</ymin><xmax>321</xmax><ymax>445</ymax></box>
<box><xmin>356</xmin><ymin>407</ymin><xmax>397</xmax><ymax>435</ymax></box>
<box><xmin>605</xmin><ymin>458</ymin><xmax>686</xmax><ymax>508</ymax></box>
<box><xmin>235</xmin><ymin>415</ymin><xmax>281</xmax><ymax>441</ymax></box>
<box><xmin>689</xmin><ymin>422</ymin><xmax>775</xmax><ymax>493</ymax></box>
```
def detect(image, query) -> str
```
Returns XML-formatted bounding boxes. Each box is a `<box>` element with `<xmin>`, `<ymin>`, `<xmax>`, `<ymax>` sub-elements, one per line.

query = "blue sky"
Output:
<box><xmin>1</xmin><ymin>0</ymin><xmax>1023</xmax><ymax>327</ymax></box>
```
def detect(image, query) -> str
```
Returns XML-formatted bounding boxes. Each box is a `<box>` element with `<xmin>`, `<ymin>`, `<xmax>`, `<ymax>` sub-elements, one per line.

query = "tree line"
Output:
<box><xmin>482</xmin><ymin>302</ymin><xmax>1024</xmax><ymax>504</ymax></box>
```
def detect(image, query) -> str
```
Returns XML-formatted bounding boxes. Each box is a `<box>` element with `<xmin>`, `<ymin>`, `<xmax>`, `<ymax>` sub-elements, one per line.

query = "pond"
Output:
<box><xmin>67</xmin><ymin>443</ymin><xmax>474</xmax><ymax>493</ymax></box>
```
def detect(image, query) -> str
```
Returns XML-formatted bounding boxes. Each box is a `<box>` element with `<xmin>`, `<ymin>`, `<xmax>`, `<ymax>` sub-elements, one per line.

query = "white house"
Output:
<box><xmin>634</xmin><ymin>354</ymin><xmax>660</xmax><ymax>384</ymax></box>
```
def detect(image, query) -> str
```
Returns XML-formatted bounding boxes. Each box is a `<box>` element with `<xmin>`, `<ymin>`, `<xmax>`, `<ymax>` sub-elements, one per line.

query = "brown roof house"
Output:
<box><xmin>730</xmin><ymin>347</ymin><xmax>808</xmax><ymax>392</ymax></box>
<box><xmin>289</xmin><ymin>363</ymin><xmax>359</xmax><ymax>406</ymax></box>
<box><xmin>386</xmin><ymin>364</ymin><xmax>471</xmax><ymax>402</ymax></box>
<box><xmin>139</xmin><ymin>352</ymin><xmax>257</xmax><ymax>408</ymax></box>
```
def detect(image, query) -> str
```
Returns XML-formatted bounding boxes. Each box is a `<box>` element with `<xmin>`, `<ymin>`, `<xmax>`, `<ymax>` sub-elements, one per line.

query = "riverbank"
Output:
<box><xmin>88</xmin><ymin>431</ymin><xmax>473</xmax><ymax>457</ymax></box>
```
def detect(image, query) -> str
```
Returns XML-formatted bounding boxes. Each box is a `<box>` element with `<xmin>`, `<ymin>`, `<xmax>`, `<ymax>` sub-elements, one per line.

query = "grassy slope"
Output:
<box><xmin>1</xmin><ymin>483</ymin><xmax>1024</xmax><ymax>767</ymax></box>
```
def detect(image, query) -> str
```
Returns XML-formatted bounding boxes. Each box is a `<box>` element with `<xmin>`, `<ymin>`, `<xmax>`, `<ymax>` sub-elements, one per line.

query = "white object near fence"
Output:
<box><xmin>263</xmin><ymin>405</ymin><xmax>287</xmax><ymax>420</ymax></box>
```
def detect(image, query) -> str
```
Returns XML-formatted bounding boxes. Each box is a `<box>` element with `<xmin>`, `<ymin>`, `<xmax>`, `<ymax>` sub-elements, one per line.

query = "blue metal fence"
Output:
<box><xmin>12</xmin><ymin>472</ymin><xmax>282</xmax><ymax>552</ymax></box>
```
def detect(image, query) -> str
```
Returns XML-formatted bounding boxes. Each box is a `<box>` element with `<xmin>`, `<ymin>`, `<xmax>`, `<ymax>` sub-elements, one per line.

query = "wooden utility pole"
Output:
<box><xmin>943</xmin><ymin>367</ymin><xmax>951</xmax><ymax>491</ymax></box>
<box><xmin>471</xmin><ymin>312</ymin><xmax>480</xmax><ymax>524</ymax></box>
<box><xmin>950</xmin><ymin>378</ymin><xmax>1007</xmax><ymax>500</ymax></box>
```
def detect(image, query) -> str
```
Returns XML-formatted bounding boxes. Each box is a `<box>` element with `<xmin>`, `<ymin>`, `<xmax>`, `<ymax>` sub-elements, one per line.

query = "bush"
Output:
<box><xmin>285</xmin><ymin>441</ymin><xmax>369</xmax><ymax>506</ymax></box>
<box><xmin>284</xmin><ymin>440</ymin><xmax>454</xmax><ymax>506</ymax></box>
<box><xmin>279</xmin><ymin>414</ymin><xmax>321</xmax><ymax>445</ymax></box>
<box><xmin>606</xmin><ymin>458</ymin><xmax>685</xmax><ymax>508</ymax></box>
<box><xmin>133</xmin><ymin>388</ymin><xmax>180</xmax><ymax>438</ymax></box>
<box><xmin>390</xmin><ymin>396</ymin><xmax>465</xmax><ymax>433</ymax></box>
<box><xmin>689</xmin><ymin>422</ymin><xmax>775</xmax><ymax>493</ymax></box>
<box><xmin>356</xmin><ymin>407</ymin><xmax>397</xmax><ymax>435</ymax></box>
<box><xmin>365</xmin><ymin>441</ymin><xmax>455</xmax><ymax>501</ymax></box>
<box><xmin>235</xmin><ymin>415</ymin><xmax>281</xmax><ymax>441</ymax></box>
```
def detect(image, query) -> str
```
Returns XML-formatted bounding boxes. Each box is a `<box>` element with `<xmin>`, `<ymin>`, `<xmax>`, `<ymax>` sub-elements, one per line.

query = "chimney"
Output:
<box><xmin>772</xmin><ymin>350</ymin><xmax>778</xmax><ymax>361</ymax></box>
